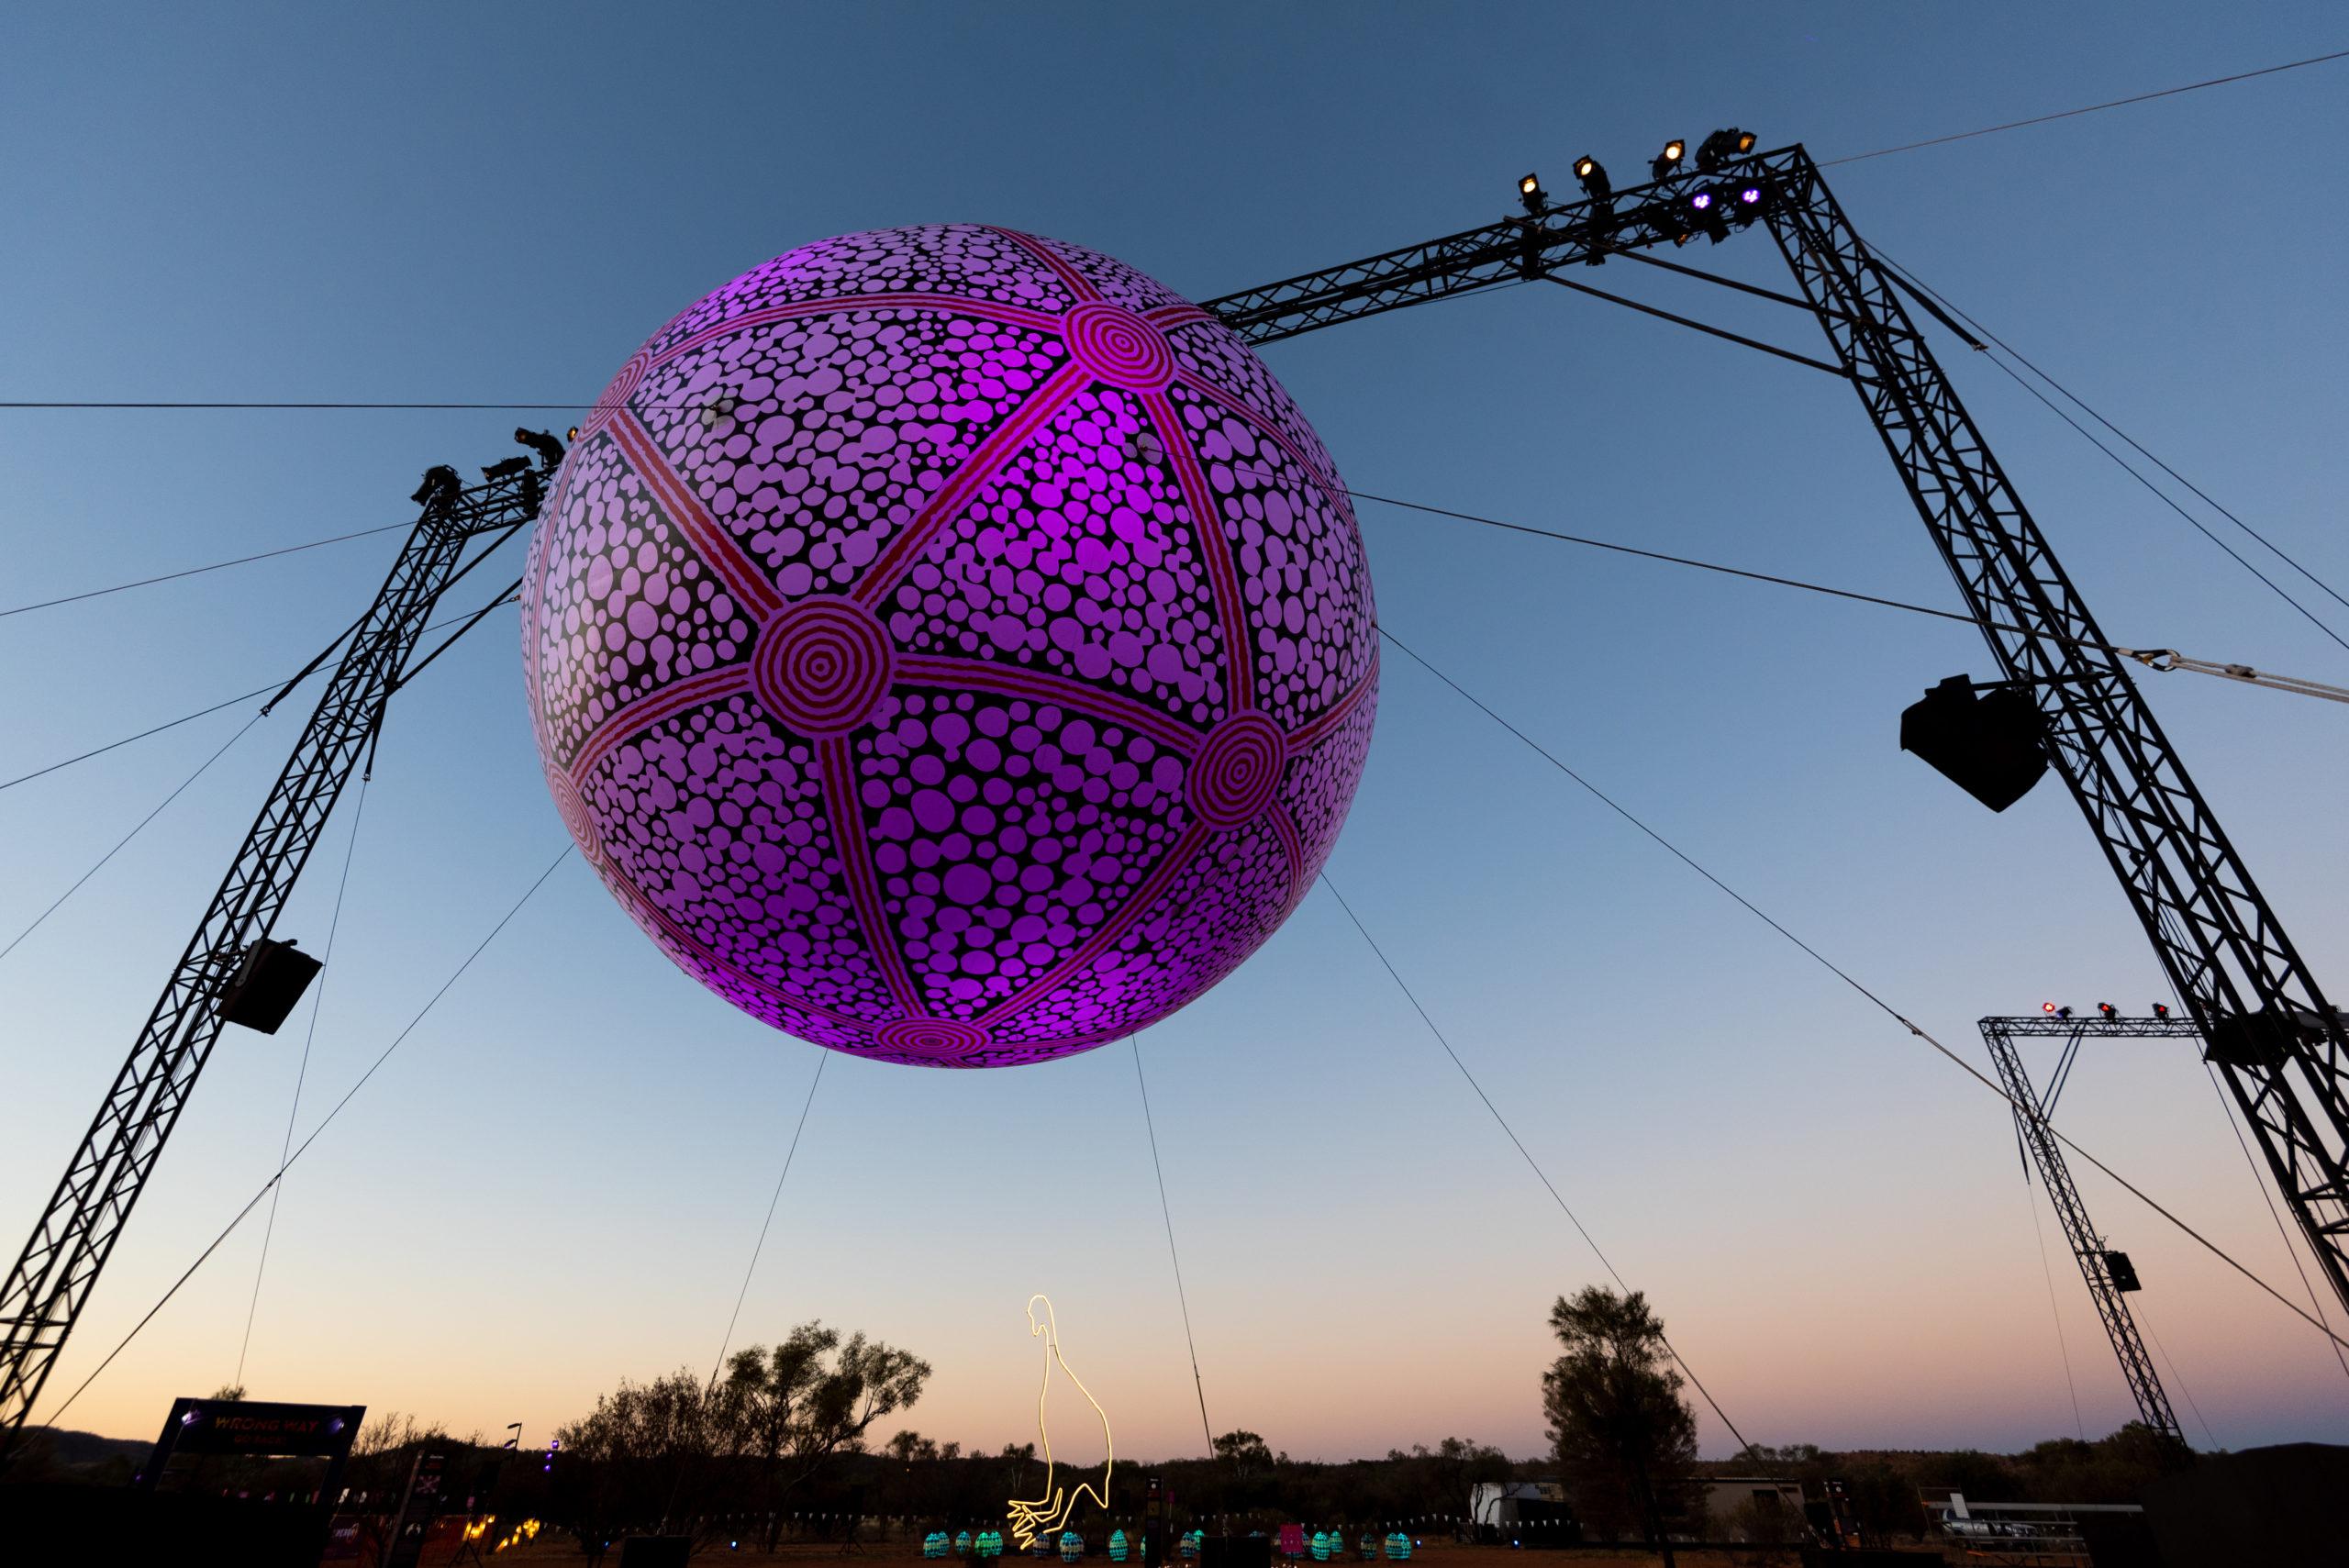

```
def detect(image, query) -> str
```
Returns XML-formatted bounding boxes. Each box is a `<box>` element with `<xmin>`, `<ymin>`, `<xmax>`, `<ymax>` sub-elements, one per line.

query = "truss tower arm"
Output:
<box><xmin>0</xmin><ymin>466</ymin><xmax>543</xmax><ymax>1435</ymax></box>
<box><xmin>1753</xmin><ymin>151</ymin><xmax>2349</xmax><ymax>1313</ymax></box>
<box><xmin>1206</xmin><ymin>145</ymin><xmax>2349</xmax><ymax>1318</ymax></box>
<box><xmin>1203</xmin><ymin>150</ymin><xmax>1834</xmax><ymax>345</ymax></box>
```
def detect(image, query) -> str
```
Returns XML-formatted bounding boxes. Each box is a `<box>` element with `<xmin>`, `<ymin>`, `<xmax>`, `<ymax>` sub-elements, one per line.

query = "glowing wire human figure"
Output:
<box><xmin>1006</xmin><ymin>1294</ymin><xmax>1112</xmax><ymax>1549</ymax></box>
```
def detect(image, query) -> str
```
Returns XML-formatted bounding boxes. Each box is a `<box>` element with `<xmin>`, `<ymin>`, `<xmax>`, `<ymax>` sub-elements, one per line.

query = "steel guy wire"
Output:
<box><xmin>36</xmin><ymin>842</ymin><xmax>574</xmax><ymax>1429</ymax></box>
<box><xmin>1820</xmin><ymin>49</ymin><xmax>2349</xmax><ymax>166</ymax></box>
<box><xmin>1376</xmin><ymin>620</ymin><xmax>2349</xmax><ymax>1355</ymax></box>
<box><xmin>0</xmin><ymin>709</ymin><xmax>265</xmax><ymax>963</ymax></box>
<box><xmin>235</xmin><ymin>772</ymin><xmax>370</xmax><ymax>1390</ymax></box>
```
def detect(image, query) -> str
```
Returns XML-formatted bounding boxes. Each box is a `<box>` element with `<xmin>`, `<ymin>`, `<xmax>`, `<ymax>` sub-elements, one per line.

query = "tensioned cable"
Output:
<box><xmin>1820</xmin><ymin>49</ymin><xmax>2349</xmax><ymax>166</ymax></box>
<box><xmin>235</xmin><ymin>773</ymin><xmax>369</xmax><ymax>1391</ymax></box>
<box><xmin>1870</xmin><ymin>254</ymin><xmax>2349</xmax><ymax>655</ymax></box>
<box><xmin>1131</xmin><ymin>1032</ymin><xmax>1217</xmax><ymax>1458</ymax></box>
<box><xmin>706</xmin><ymin>1049</ymin><xmax>829</xmax><ymax>1389</ymax></box>
<box><xmin>1317</xmin><ymin>872</ymin><xmax>1754</xmax><ymax>1456</ymax></box>
<box><xmin>2204</xmin><ymin>1058</ymin><xmax>2349</xmax><ymax>1385</ymax></box>
<box><xmin>2020</xmin><ymin>1175</ymin><xmax>2087</xmax><ymax>1440</ymax></box>
<box><xmin>2132</xmin><ymin>1294</ymin><xmax>2221</xmax><ymax>1451</ymax></box>
<box><xmin>0</xmin><ymin>709</ymin><xmax>264</xmax><ymax>965</ymax></box>
<box><xmin>36</xmin><ymin>842</ymin><xmax>573</xmax><ymax>1429</ymax></box>
<box><xmin>1241</xmin><ymin>460</ymin><xmax>2348</xmax><ymax>708</ymax></box>
<box><xmin>1376</xmin><ymin>622</ymin><xmax>2349</xmax><ymax>1353</ymax></box>
<box><xmin>1876</xmin><ymin>253</ymin><xmax>2349</xmax><ymax>622</ymax></box>
<box><xmin>0</xmin><ymin>521</ymin><xmax>409</xmax><ymax>620</ymax></box>
<box><xmin>2</xmin><ymin>600</ymin><xmax>518</xmax><ymax>795</ymax></box>
<box><xmin>2</xmin><ymin>684</ymin><xmax>279</xmax><ymax>795</ymax></box>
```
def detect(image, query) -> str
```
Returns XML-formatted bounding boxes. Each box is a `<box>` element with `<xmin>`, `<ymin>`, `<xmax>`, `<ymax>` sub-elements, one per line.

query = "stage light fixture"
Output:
<box><xmin>2056</xmin><ymin>1006</ymin><xmax>2074</xmax><ymax>1019</ymax></box>
<box><xmin>483</xmin><ymin>455</ymin><xmax>532</xmax><ymax>482</ymax></box>
<box><xmin>2098</xmin><ymin>1002</ymin><xmax>2118</xmax><ymax>1019</ymax></box>
<box><xmin>1696</xmin><ymin>128</ymin><xmax>1756</xmax><ymax>172</ymax></box>
<box><xmin>516</xmin><ymin>427</ymin><xmax>567</xmax><ymax>469</ymax></box>
<box><xmin>2153</xmin><ymin>1003</ymin><xmax>2171</xmax><ymax>1018</ymax></box>
<box><xmin>1690</xmin><ymin>188</ymin><xmax>1730</xmax><ymax>243</ymax></box>
<box><xmin>1573</xmin><ymin>155</ymin><xmax>1610</xmax><ymax>202</ymax></box>
<box><xmin>2043</xmin><ymin>1002</ymin><xmax>2058</xmax><ymax>1015</ymax></box>
<box><xmin>409</xmin><ymin>463</ymin><xmax>460</xmax><ymax>506</ymax></box>
<box><xmin>1651</xmin><ymin>139</ymin><xmax>1686</xmax><ymax>180</ymax></box>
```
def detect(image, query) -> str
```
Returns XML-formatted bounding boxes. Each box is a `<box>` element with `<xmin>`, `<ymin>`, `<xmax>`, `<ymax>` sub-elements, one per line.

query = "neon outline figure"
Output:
<box><xmin>1007</xmin><ymin>1294</ymin><xmax>1112</xmax><ymax>1548</ymax></box>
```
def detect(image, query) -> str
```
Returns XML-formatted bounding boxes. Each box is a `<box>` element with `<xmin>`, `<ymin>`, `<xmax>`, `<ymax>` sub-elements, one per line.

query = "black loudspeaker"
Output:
<box><xmin>2102</xmin><ymin>1250</ymin><xmax>2143</xmax><ymax>1292</ymax></box>
<box><xmin>217</xmin><ymin>940</ymin><xmax>322</xmax><ymax>1034</ymax></box>
<box><xmin>1899</xmin><ymin>674</ymin><xmax>2049</xmax><ymax>812</ymax></box>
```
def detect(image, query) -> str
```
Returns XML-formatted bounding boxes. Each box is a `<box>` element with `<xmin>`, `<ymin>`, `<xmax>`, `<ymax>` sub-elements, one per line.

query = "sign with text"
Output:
<box><xmin>139</xmin><ymin>1396</ymin><xmax>364</xmax><ymax>1496</ymax></box>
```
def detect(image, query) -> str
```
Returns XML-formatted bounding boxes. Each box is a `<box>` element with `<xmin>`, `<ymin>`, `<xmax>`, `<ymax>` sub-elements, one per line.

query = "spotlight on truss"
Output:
<box><xmin>1697</xmin><ymin>128</ymin><xmax>1756</xmax><ymax>172</ymax></box>
<box><xmin>409</xmin><ymin>464</ymin><xmax>461</xmax><ymax>506</ymax></box>
<box><xmin>1573</xmin><ymin>155</ymin><xmax>1610</xmax><ymax>202</ymax></box>
<box><xmin>515</xmin><ymin>427</ymin><xmax>567</xmax><ymax>470</ymax></box>
<box><xmin>1688</xmin><ymin>187</ymin><xmax>1731</xmax><ymax>243</ymax></box>
<box><xmin>1651</xmin><ymin>139</ymin><xmax>1686</xmax><ymax>180</ymax></box>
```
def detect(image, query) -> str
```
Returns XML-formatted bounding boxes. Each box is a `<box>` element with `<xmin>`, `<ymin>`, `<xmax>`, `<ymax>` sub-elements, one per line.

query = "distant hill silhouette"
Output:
<box><xmin>7</xmin><ymin>1426</ymin><xmax>150</xmax><ymax>1476</ymax></box>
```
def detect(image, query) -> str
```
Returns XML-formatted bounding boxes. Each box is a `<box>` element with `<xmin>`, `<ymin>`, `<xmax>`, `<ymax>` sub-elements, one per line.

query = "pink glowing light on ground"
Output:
<box><xmin>521</xmin><ymin>226</ymin><xmax>1376</xmax><ymax>1066</ymax></box>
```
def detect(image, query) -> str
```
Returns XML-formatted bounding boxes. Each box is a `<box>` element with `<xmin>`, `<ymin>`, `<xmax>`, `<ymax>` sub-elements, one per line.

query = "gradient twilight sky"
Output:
<box><xmin>5</xmin><ymin>4</ymin><xmax>2347</xmax><ymax>1462</ymax></box>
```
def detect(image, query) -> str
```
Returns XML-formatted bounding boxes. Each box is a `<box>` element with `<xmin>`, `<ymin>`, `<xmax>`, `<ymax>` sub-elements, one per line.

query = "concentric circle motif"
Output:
<box><xmin>587</xmin><ymin>350</ymin><xmax>651</xmax><ymax>437</ymax></box>
<box><xmin>749</xmin><ymin>597</ymin><xmax>895</xmax><ymax>737</ymax></box>
<box><xmin>548</xmin><ymin>770</ymin><xmax>602</xmax><ymax>863</ymax></box>
<box><xmin>521</xmin><ymin>225</ymin><xmax>1379</xmax><ymax>1070</ymax></box>
<box><xmin>873</xmin><ymin>1018</ymin><xmax>992</xmax><ymax>1062</ymax></box>
<box><xmin>1062</xmin><ymin>301</ymin><xmax>1176</xmax><ymax>392</ymax></box>
<box><xmin>1187</xmin><ymin>710</ymin><xmax>1286</xmax><ymax>828</ymax></box>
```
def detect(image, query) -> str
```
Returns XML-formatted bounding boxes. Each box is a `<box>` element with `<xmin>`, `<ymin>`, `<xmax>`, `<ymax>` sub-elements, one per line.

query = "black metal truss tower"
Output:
<box><xmin>1204</xmin><ymin>144</ymin><xmax>2349</xmax><ymax>1317</ymax></box>
<box><xmin>0</xmin><ymin>464</ymin><xmax>542</xmax><ymax>1435</ymax></box>
<box><xmin>1979</xmin><ymin>1014</ymin><xmax>2197</xmax><ymax>1441</ymax></box>
<box><xmin>6</xmin><ymin>139</ymin><xmax>2344</xmax><ymax>1441</ymax></box>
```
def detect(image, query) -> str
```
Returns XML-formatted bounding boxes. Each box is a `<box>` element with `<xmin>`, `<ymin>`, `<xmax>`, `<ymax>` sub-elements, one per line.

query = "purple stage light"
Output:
<box><xmin>522</xmin><ymin>227</ymin><xmax>1378</xmax><ymax>1068</ymax></box>
<box><xmin>1689</xmin><ymin>191</ymin><xmax>1714</xmax><ymax>211</ymax></box>
<box><xmin>1737</xmin><ymin>185</ymin><xmax>1763</xmax><ymax>205</ymax></box>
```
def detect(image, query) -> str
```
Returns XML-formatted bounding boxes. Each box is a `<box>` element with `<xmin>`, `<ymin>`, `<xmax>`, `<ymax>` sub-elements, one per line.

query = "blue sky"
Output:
<box><xmin>5</xmin><ymin>4</ymin><xmax>2347</xmax><ymax>1458</ymax></box>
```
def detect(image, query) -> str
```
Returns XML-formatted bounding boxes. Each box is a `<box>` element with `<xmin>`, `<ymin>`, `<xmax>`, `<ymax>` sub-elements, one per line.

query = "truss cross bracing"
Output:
<box><xmin>0</xmin><ymin>470</ymin><xmax>540</xmax><ymax>1434</ymax></box>
<box><xmin>7</xmin><ymin>142</ymin><xmax>2348</xmax><ymax>1439</ymax></box>
<box><xmin>1203</xmin><ymin>144</ymin><xmax>2349</xmax><ymax>1321</ymax></box>
<box><xmin>1979</xmin><ymin>1015</ymin><xmax>2197</xmax><ymax>1441</ymax></box>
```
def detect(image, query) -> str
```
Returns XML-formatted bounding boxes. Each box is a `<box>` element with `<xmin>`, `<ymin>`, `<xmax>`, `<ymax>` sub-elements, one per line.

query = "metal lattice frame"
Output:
<box><xmin>0</xmin><ymin>468</ymin><xmax>540</xmax><ymax>1435</ymax></box>
<box><xmin>1980</xmin><ymin>1015</ymin><xmax>2197</xmax><ymax>1441</ymax></box>
<box><xmin>1205</xmin><ymin>144</ymin><xmax>2349</xmax><ymax>1316</ymax></box>
<box><xmin>7</xmin><ymin>139</ymin><xmax>2345</xmax><ymax>1441</ymax></box>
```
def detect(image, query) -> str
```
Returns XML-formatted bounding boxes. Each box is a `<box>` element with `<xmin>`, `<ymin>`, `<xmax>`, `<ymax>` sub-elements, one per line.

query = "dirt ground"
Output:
<box><xmin>463</xmin><ymin>1539</ymin><xmax>1943</xmax><ymax>1567</ymax></box>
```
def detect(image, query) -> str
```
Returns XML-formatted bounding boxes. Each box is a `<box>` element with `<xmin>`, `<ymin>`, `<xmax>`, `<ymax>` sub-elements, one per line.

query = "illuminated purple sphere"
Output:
<box><xmin>521</xmin><ymin>226</ymin><xmax>1376</xmax><ymax>1067</ymax></box>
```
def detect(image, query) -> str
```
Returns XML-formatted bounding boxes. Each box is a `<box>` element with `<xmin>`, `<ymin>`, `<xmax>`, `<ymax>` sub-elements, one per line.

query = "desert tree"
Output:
<box><xmin>1542</xmin><ymin>1287</ymin><xmax>1697</xmax><ymax>1564</ymax></box>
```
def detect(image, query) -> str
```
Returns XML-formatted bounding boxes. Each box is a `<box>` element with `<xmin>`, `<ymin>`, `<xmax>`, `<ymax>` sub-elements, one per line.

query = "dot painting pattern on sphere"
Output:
<box><xmin>522</xmin><ymin>225</ymin><xmax>1376</xmax><ymax>1066</ymax></box>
